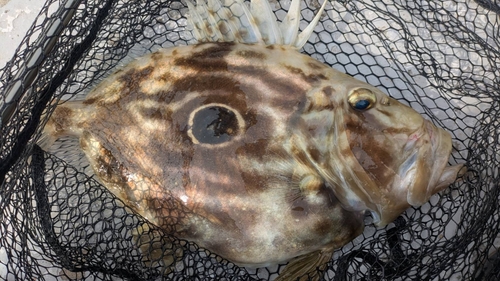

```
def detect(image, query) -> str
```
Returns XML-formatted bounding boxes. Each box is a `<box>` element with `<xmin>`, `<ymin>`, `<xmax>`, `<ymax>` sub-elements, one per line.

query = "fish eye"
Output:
<box><xmin>348</xmin><ymin>88</ymin><xmax>377</xmax><ymax>111</ymax></box>
<box><xmin>188</xmin><ymin>103</ymin><xmax>243</xmax><ymax>145</ymax></box>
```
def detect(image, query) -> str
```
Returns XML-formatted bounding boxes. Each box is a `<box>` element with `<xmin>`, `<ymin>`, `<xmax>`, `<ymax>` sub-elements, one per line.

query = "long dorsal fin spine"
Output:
<box><xmin>235</xmin><ymin>0</ymin><xmax>265</xmax><ymax>44</ymax></box>
<box><xmin>294</xmin><ymin>0</ymin><xmax>327</xmax><ymax>49</ymax></box>
<box><xmin>280</xmin><ymin>0</ymin><xmax>301</xmax><ymax>46</ymax></box>
<box><xmin>197</xmin><ymin>0</ymin><xmax>224</xmax><ymax>41</ymax></box>
<box><xmin>209</xmin><ymin>0</ymin><xmax>240</xmax><ymax>42</ymax></box>
<box><xmin>187</xmin><ymin>0</ymin><xmax>328</xmax><ymax>49</ymax></box>
<box><xmin>250</xmin><ymin>0</ymin><xmax>282</xmax><ymax>45</ymax></box>
<box><xmin>186</xmin><ymin>0</ymin><xmax>206</xmax><ymax>42</ymax></box>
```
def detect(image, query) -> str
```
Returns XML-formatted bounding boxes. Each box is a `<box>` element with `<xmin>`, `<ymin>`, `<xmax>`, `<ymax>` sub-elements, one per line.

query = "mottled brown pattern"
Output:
<box><xmin>234</xmin><ymin>138</ymin><xmax>273</xmax><ymax>192</ymax></box>
<box><xmin>81</xmin><ymin>109</ymin><xmax>196</xmax><ymax>234</ymax></box>
<box><xmin>84</xmin><ymin>87</ymin><xmax>192</xmax><ymax>191</ymax></box>
<box><xmin>290</xmin><ymin>141</ymin><xmax>313</xmax><ymax>168</ymax></box>
<box><xmin>313</xmin><ymin>218</ymin><xmax>334</xmax><ymax>236</ymax></box>
<box><xmin>165</xmin><ymin>74</ymin><xmax>263</xmax><ymax>139</ymax></box>
<box><xmin>137</xmin><ymin>105</ymin><xmax>173</xmax><ymax>121</ymax></box>
<box><xmin>345</xmin><ymin>113</ymin><xmax>398</xmax><ymax>189</ymax></box>
<box><xmin>151</xmin><ymin>51</ymin><xmax>164</xmax><ymax>61</ymax></box>
<box><xmin>233</xmin><ymin>64</ymin><xmax>307</xmax><ymax>109</ymax></box>
<box><xmin>82</xmin><ymin>97</ymin><xmax>98</xmax><ymax>105</ymax></box>
<box><xmin>150</xmin><ymin>89</ymin><xmax>178</xmax><ymax>104</ymax></box>
<box><xmin>118</xmin><ymin>66</ymin><xmax>155</xmax><ymax>93</ymax></box>
<box><xmin>349</xmin><ymin>109</ymin><xmax>413</xmax><ymax>135</ymax></box>
<box><xmin>174</xmin><ymin>42</ymin><xmax>234</xmax><ymax>72</ymax></box>
<box><xmin>307</xmin><ymin>145</ymin><xmax>322</xmax><ymax>165</ymax></box>
<box><xmin>289</xmin><ymin>181</ymin><xmax>363</xmax><ymax>243</ymax></box>
<box><xmin>235</xmin><ymin>49</ymin><xmax>267</xmax><ymax>60</ymax></box>
<box><xmin>283</xmin><ymin>64</ymin><xmax>328</xmax><ymax>83</ymax></box>
<box><xmin>157</xmin><ymin>72</ymin><xmax>173</xmax><ymax>83</ymax></box>
<box><xmin>171</xmin><ymin>75</ymin><xmax>242</xmax><ymax>100</ymax></box>
<box><xmin>145</xmin><ymin>194</ymin><xmax>193</xmax><ymax>235</ymax></box>
<box><xmin>49</xmin><ymin>106</ymin><xmax>74</xmax><ymax>136</ymax></box>
<box><xmin>322</xmin><ymin>86</ymin><xmax>335</xmax><ymax>97</ymax></box>
<box><xmin>43</xmin><ymin>38</ymin><xmax>462</xmax><ymax>281</ymax></box>
<box><xmin>305</xmin><ymin>88</ymin><xmax>335</xmax><ymax>112</ymax></box>
<box><xmin>307</xmin><ymin>61</ymin><xmax>324</xmax><ymax>70</ymax></box>
<box><xmin>180</xmin><ymin>135</ymin><xmax>194</xmax><ymax>189</ymax></box>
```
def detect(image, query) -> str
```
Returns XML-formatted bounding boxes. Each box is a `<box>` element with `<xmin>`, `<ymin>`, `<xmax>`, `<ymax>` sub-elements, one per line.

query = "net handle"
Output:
<box><xmin>0</xmin><ymin>0</ymin><xmax>82</xmax><ymax>128</ymax></box>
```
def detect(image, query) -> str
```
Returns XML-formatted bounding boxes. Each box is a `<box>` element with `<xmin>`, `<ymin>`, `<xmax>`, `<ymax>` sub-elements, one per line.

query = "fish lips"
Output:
<box><xmin>368</xmin><ymin>120</ymin><xmax>455</xmax><ymax>226</ymax></box>
<box><xmin>400</xmin><ymin>119</ymin><xmax>454</xmax><ymax>207</ymax></box>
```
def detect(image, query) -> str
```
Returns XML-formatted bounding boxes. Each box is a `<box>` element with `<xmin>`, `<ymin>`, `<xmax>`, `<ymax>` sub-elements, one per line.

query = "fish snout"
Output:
<box><xmin>403</xmin><ymin>119</ymin><xmax>436</xmax><ymax>152</ymax></box>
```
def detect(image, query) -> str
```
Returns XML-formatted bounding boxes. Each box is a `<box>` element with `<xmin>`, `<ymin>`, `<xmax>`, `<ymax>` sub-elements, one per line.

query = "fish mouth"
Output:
<box><xmin>412</xmin><ymin>119</ymin><xmax>448</xmax><ymax>179</ymax></box>
<box><xmin>404</xmin><ymin>119</ymin><xmax>454</xmax><ymax>206</ymax></box>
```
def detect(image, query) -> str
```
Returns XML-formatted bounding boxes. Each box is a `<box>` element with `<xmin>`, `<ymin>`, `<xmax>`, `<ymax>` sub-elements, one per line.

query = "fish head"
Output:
<box><xmin>298</xmin><ymin>80</ymin><xmax>464</xmax><ymax>226</ymax></box>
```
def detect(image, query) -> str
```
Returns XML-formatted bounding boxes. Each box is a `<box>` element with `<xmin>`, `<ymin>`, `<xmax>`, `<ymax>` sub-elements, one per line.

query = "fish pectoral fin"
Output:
<box><xmin>275</xmin><ymin>250</ymin><xmax>333</xmax><ymax>281</ymax></box>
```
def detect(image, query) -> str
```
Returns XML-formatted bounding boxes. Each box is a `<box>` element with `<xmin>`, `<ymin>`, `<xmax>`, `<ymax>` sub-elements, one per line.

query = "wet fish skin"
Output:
<box><xmin>41</xmin><ymin>0</ymin><xmax>465</xmax><ymax>279</ymax></box>
<box><xmin>44</xmin><ymin>41</ymin><xmax>463</xmax><ymax>278</ymax></box>
<box><xmin>45</xmin><ymin>42</ymin><xmax>368</xmax><ymax>267</ymax></box>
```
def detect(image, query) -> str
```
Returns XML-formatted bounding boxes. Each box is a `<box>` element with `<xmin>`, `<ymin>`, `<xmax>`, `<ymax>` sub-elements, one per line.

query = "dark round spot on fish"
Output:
<box><xmin>191</xmin><ymin>106</ymin><xmax>240</xmax><ymax>144</ymax></box>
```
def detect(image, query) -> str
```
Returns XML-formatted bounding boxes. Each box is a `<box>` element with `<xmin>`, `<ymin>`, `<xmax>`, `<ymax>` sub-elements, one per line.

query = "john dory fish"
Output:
<box><xmin>42</xmin><ymin>0</ymin><xmax>465</xmax><ymax>279</ymax></box>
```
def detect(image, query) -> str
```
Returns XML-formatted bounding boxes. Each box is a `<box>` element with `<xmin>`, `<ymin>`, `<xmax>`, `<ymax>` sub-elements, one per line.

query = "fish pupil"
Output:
<box><xmin>354</xmin><ymin>99</ymin><xmax>371</xmax><ymax>110</ymax></box>
<box><xmin>191</xmin><ymin>106</ymin><xmax>239</xmax><ymax>144</ymax></box>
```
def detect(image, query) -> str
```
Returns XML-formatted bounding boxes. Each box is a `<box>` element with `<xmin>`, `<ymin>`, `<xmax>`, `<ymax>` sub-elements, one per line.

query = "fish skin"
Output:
<box><xmin>45</xmin><ymin>42</ymin><xmax>368</xmax><ymax>267</ymax></box>
<box><xmin>44</xmin><ymin>41</ymin><xmax>463</xmax><ymax>278</ymax></box>
<box><xmin>41</xmin><ymin>0</ymin><xmax>465</xmax><ymax>279</ymax></box>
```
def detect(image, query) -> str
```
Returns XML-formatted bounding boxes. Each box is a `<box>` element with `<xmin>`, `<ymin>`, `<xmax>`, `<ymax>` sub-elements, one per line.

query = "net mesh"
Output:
<box><xmin>0</xmin><ymin>0</ymin><xmax>499</xmax><ymax>280</ymax></box>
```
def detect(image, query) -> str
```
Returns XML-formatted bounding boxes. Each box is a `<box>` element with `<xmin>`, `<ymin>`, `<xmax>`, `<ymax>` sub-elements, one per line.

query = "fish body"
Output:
<box><xmin>45</xmin><ymin>42</ymin><xmax>367</xmax><ymax>266</ymax></box>
<box><xmin>42</xmin><ymin>0</ymin><xmax>464</xmax><ymax>279</ymax></box>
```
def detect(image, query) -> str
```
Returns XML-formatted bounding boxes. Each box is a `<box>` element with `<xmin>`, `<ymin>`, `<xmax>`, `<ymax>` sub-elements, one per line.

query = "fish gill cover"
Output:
<box><xmin>0</xmin><ymin>0</ymin><xmax>499</xmax><ymax>280</ymax></box>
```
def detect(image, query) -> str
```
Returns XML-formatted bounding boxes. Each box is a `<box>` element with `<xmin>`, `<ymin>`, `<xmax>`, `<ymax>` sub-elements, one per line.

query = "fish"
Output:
<box><xmin>40</xmin><ymin>0</ymin><xmax>465</xmax><ymax>279</ymax></box>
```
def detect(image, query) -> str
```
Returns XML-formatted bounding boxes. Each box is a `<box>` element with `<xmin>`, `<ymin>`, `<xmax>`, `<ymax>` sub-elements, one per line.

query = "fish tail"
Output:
<box><xmin>38</xmin><ymin>100</ymin><xmax>86</xmax><ymax>150</ymax></box>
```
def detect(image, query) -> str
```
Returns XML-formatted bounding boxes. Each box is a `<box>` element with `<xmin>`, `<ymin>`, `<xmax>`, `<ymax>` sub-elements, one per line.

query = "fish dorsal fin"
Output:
<box><xmin>186</xmin><ymin>0</ymin><xmax>328</xmax><ymax>49</ymax></box>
